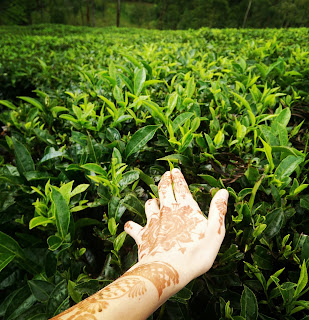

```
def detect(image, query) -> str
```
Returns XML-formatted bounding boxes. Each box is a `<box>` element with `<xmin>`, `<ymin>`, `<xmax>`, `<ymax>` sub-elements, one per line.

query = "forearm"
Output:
<box><xmin>50</xmin><ymin>261</ymin><xmax>187</xmax><ymax>320</ymax></box>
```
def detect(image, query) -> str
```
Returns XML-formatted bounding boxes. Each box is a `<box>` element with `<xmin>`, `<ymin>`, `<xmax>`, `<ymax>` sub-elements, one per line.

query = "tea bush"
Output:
<box><xmin>0</xmin><ymin>25</ymin><xmax>308</xmax><ymax>320</ymax></box>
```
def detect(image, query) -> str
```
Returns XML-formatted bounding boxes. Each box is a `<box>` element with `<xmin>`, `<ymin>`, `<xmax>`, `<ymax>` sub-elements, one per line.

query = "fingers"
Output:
<box><xmin>207</xmin><ymin>189</ymin><xmax>229</xmax><ymax>238</ymax></box>
<box><xmin>171</xmin><ymin>168</ymin><xmax>200</xmax><ymax>211</ymax></box>
<box><xmin>158</xmin><ymin>171</ymin><xmax>176</xmax><ymax>207</ymax></box>
<box><xmin>124</xmin><ymin>221</ymin><xmax>143</xmax><ymax>244</ymax></box>
<box><xmin>145</xmin><ymin>198</ymin><xmax>160</xmax><ymax>221</ymax></box>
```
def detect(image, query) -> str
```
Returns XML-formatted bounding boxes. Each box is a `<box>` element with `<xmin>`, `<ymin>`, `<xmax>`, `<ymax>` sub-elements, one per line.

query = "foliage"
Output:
<box><xmin>1</xmin><ymin>0</ymin><xmax>309</xmax><ymax>28</ymax></box>
<box><xmin>0</xmin><ymin>25</ymin><xmax>309</xmax><ymax>320</ymax></box>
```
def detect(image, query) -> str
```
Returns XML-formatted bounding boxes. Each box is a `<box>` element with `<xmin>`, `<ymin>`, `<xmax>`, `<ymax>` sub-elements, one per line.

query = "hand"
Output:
<box><xmin>51</xmin><ymin>169</ymin><xmax>229</xmax><ymax>320</ymax></box>
<box><xmin>124</xmin><ymin>168</ymin><xmax>229</xmax><ymax>283</ymax></box>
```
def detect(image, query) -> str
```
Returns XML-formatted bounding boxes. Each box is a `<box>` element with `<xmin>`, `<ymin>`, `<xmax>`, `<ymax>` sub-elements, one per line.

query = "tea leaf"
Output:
<box><xmin>28</xmin><ymin>280</ymin><xmax>55</xmax><ymax>302</ymax></box>
<box><xmin>51</xmin><ymin>187</ymin><xmax>70</xmax><ymax>240</ymax></box>
<box><xmin>274</xmin><ymin>155</ymin><xmax>304</xmax><ymax>181</ymax></box>
<box><xmin>294</xmin><ymin>260</ymin><xmax>308</xmax><ymax>298</ymax></box>
<box><xmin>0</xmin><ymin>253</ymin><xmax>15</xmax><ymax>272</ymax></box>
<box><xmin>240</xmin><ymin>285</ymin><xmax>258</xmax><ymax>320</ymax></box>
<box><xmin>125</xmin><ymin>125</ymin><xmax>161</xmax><ymax>159</ymax></box>
<box><xmin>114</xmin><ymin>231</ymin><xmax>127</xmax><ymax>252</ymax></box>
<box><xmin>12</xmin><ymin>137</ymin><xmax>35</xmax><ymax>174</ymax></box>
<box><xmin>134</xmin><ymin>68</ymin><xmax>146</xmax><ymax>96</ymax></box>
<box><xmin>0</xmin><ymin>231</ymin><xmax>24</xmax><ymax>258</ymax></box>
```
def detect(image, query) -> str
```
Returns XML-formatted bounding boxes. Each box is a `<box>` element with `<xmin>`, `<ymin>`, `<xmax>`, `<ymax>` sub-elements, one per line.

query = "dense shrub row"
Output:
<box><xmin>0</xmin><ymin>25</ymin><xmax>308</xmax><ymax>319</ymax></box>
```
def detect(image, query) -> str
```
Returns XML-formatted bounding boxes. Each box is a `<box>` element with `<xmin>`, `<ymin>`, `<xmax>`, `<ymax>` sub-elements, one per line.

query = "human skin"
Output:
<box><xmin>51</xmin><ymin>168</ymin><xmax>229</xmax><ymax>320</ymax></box>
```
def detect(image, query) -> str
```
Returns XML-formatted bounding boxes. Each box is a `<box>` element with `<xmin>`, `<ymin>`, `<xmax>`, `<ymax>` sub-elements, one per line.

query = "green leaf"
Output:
<box><xmin>112</xmin><ymin>147</ymin><xmax>122</xmax><ymax>164</ymax></box>
<box><xmin>185</xmin><ymin>77</ymin><xmax>195</xmax><ymax>99</ymax></box>
<box><xmin>71</xmin><ymin>184</ymin><xmax>89</xmax><ymax>197</ymax></box>
<box><xmin>122</xmin><ymin>194</ymin><xmax>145</xmax><ymax>221</ymax></box>
<box><xmin>75</xmin><ymin>218</ymin><xmax>101</xmax><ymax>230</ymax></box>
<box><xmin>12</xmin><ymin>137</ymin><xmax>35</xmax><ymax>174</ymax></box>
<box><xmin>47</xmin><ymin>235</ymin><xmax>62</xmax><ymax>251</ymax></box>
<box><xmin>51</xmin><ymin>187</ymin><xmax>70</xmax><ymax>240</ymax></box>
<box><xmin>4</xmin><ymin>285</ymin><xmax>36</xmax><ymax>320</ymax></box>
<box><xmin>98</xmin><ymin>184</ymin><xmax>112</xmax><ymax>203</ymax></box>
<box><xmin>219</xmin><ymin>244</ymin><xmax>244</xmax><ymax>264</ymax></box>
<box><xmin>274</xmin><ymin>155</ymin><xmax>304</xmax><ymax>181</ymax></box>
<box><xmin>172</xmin><ymin>112</ymin><xmax>194</xmax><ymax>133</ymax></box>
<box><xmin>0</xmin><ymin>100</ymin><xmax>17</xmax><ymax>110</ymax></box>
<box><xmin>134</xmin><ymin>68</ymin><xmax>146</xmax><ymax>96</ymax></box>
<box><xmin>108</xmin><ymin>196</ymin><xmax>126</xmax><ymax>222</ymax></box>
<box><xmin>125</xmin><ymin>125</ymin><xmax>161</xmax><ymax>159</ymax></box>
<box><xmin>28</xmin><ymin>280</ymin><xmax>55</xmax><ymax>302</ymax></box>
<box><xmin>108</xmin><ymin>218</ymin><xmax>118</xmax><ymax>235</ymax></box>
<box><xmin>29</xmin><ymin>216</ymin><xmax>54</xmax><ymax>229</ymax></box>
<box><xmin>294</xmin><ymin>260</ymin><xmax>308</xmax><ymax>298</ymax></box>
<box><xmin>240</xmin><ymin>285</ymin><xmax>258</xmax><ymax>320</ymax></box>
<box><xmin>143</xmin><ymin>100</ymin><xmax>166</xmax><ymax>124</ymax></box>
<box><xmin>170</xmin><ymin>287</ymin><xmax>193</xmax><ymax>302</ymax></box>
<box><xmin>134</xmin><ymin>168</ymin><xmax>155</xmax><ymax>186</ymax></box>
<box><xmin>157</xmin><ymin>154</ymin><xmax>190</xmax><ymax>166</ymax></box>
<box><xmin>68</xmin><ymin>280</ymin><xmax>82</xmax><ymax>304</ymax></box>
<box><xmin>59</xmin><ymin>114</ymin><xmax>78</xmax><ymax>122</ymax></box>
<box><xmin>59</xmin><ymin>180</ymin><xmax>74</xmax><ymax>204</ymax></box>
<box><xmin>166</xmin><ymin>92</ymin><xmax>178</xmax><ymax>116</ymax></box>
<box><xmin>24</xmin><ymin>171</ymin><xmax>52</xmax><ymax>181</ymax></box>
<box><xmin>113</xmin><ymin>85</ymin><xmax>123</xmax><ymax>102</ymax></box>
<box><xmin>40</xmin><ymin>147</ymin><xmax>64</xmax><ymax>163</ymax></box>
<box><xmin>0</xmin><ymin>253</ymin><xmax>15</xmax><ymax>272</ymax></box>
<box><xmin>260</xmin><ymin>137</ymin><xmax>274</xmax><ymax>171</ymax></box>
<box><xmin>81</xmin><ymin>163</ymin><xmax>107</xmax><ymax>176</ymax></box>
<box><xmin>271</xmin><ymin>146</ymin><xmax>303</xmax><ymax>157</ymax></box>
<box><xmin>267</xmin><ymin>268</ymin><xmax>285</xmax><ymax>289</ymax></box>
<box><xmin>199</xmin><ymin>174</ymin><xmax>220</xmax><ymax>187</ymax></box>
<box><xmin>87</xmin><ymin>133</ymin><xmax>98</xmax><ymax>163</ymax></box>
<box><xmin>119</xmin><ymin>170</ymin><xmax>139</xmax><ymax>191</ymax></box>
<box><xmin>272</xmin><ymin>107</ymin><xmax>291</xmax><ymax>130</ymax></box>
<box><xmin>263</xmin><ymin>208</ymin><xmax>284</xmax><ymax>239</ymax></box>
<box><xmin>0</xmin><ymin>231</ymin><xmax>24</xmax><ymax>258</ymax></box>
<box><xmin>18</xmin><ymin>96</ymin><xmax>44</xmax><ymax>112</ymax></box>
<box><xmin>47</xmin><ymin>280</ymin><xmax>69</xmax><ymax>318</ymax></box>
<box><xmin>114</xmin><ymin>231</ymin><xmax>127</xmax><ymax>252</ymax></box>
<box><xmin>252</xmin><ymin>245</ymin><xmax>272</xmax><ymax>270</ymax></box>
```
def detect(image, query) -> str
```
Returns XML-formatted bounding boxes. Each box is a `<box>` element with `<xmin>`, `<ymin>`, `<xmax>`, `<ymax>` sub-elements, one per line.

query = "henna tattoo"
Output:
<box><xmin>51</xmin><ymin>278</ymin><xmax>147</xmax><ymax>320</ymax></box>
<box><xmin>51</xmin><ymin>262</ymin><xmax>179</xmax><ymax>320</ymax></box>
<box><xmin>172</xmin><ymin>172</ymin><xmax>191</xmax><ymax>200</ymax></box>
<box><xmin>124</xmin><ymin>221</ymin><xmax>133</xmax><ymax>230</ymax></box>
<box><xmin>124</xmin><ymin>262</ymin><xmax>179</xmax><ymax>298</ymax></box>
<box><xmin>216</xmin><ymin>199</ymin><xmax>227</xmax><ymax>234</ymax></box>
<box><xmin>158</xmin><ymin>172</ymin><xmax>172</xmax><ymax>199</ymax></box>
<box><xmin>139</xmin><ymin>205</ymin><xmax>203</xmax><ymax>258</ymax></box>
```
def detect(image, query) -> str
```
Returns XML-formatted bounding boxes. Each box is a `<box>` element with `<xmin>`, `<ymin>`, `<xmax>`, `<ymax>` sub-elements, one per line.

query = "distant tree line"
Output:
<box><xmin>1</xmin><ymin>0</ymin><xmax>309</xmax><ymax>28</ymax></box>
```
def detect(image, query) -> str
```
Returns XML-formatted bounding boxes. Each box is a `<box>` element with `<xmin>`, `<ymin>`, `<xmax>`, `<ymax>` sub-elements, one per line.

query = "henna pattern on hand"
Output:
<box><xmin>172</xmin><ymin>173</ymin><xmax>191</xmax><ymax>200</ymax></box>
<box><xmin>216</xmin><ymin>199</ymin><xmax>227</xmax><ymax>234</ymax></box>
<box><xmin>158</xmin><ymin>172</ymin><xmax>172</xmax><ymax>199</ymax></box>
<box><xmin>124</xmin><ymin>221</ymin><xmax>133</xmax><ymax>230</ymax></box>
<box><xmin>139</xmin><ymin>205</ymin><xmax>203</xmax><ymax>258</ymax></box>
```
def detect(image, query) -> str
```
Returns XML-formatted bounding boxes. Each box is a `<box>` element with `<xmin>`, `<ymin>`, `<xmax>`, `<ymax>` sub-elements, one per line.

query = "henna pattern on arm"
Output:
<box><xmin>50</xmin><ymin>262</ymin><xmax>179</xmax><ymax>320</ymax></box>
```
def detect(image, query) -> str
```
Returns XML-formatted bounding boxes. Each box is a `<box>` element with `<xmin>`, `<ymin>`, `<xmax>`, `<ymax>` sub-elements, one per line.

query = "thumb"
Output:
<box><xmin>124</xmin><ymin>221</ymin><xmax>143</xmax><ymax>244</ymax></box>
<box><xmin>207</xmin><ymin>189</ymin><xmax>229</xmax><ymax>239</ymax></box>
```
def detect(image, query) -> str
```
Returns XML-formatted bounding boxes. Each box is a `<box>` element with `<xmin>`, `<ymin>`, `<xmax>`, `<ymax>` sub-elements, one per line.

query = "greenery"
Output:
<box><xmin>1</xmin><ymin>0</ymin><xmax>309</xmax><ymax>29</ymax></box>
<box><xmin>0</xmin><ymin>25</ymin><xmax>309</xmax><ymax>319</ymax></box>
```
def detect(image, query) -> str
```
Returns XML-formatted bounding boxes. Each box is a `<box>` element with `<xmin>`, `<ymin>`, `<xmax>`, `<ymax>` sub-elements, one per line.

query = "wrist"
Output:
<box><xmin>126</xmin><ymin>260</ymin><xmax>189</xmax><ymax>302</ymax></box>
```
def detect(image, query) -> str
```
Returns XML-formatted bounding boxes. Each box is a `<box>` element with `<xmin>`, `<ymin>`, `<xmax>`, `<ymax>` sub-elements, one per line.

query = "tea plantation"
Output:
<box><xmin>0</xmin><ymin>25</ymin><xmax>308</xmax><ymax>319</ymax></box>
